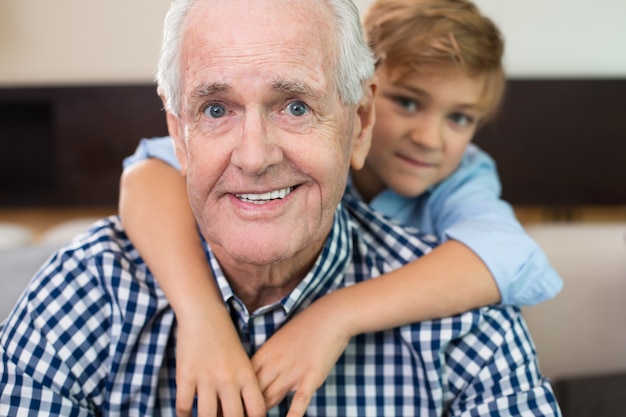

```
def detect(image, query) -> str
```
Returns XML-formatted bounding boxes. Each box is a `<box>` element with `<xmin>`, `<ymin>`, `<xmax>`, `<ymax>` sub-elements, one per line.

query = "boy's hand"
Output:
<box><xmin>252</xmin><ymin>296</ymin><xmax>351</xmax><ymax>417</ymax></box>
<box><xmin>175</xmin><ymin>305</ymin><xmax>266</xmax><ymax>417</ymax></box>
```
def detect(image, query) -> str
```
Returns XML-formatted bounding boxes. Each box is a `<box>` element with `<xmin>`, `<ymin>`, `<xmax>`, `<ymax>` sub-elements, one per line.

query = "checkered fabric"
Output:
<box><xmin>0</xmin><ymin>192</ymin><xmax>561</xmax><ymax>416</ymax></box>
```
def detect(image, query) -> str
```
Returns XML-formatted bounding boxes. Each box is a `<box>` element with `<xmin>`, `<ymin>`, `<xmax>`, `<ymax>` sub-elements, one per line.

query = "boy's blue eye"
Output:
<box><xmin>394</xmin><ymin>97</ymin><xmax>418</xmax><ymax>112</ymax></box>
<box><xmin>204</xmin><ymin>103</ymin><xmax>226</xmax><ymax>119</ymax></box>
<box><xmin>286</xmin><ymin>101</ymin><xmax>309</xmax><ymax>116</ymax></box>
<box><xmin>449</xmin><ymin>112</ymin><xmax>474</xmax><ymax>126</ymax></box>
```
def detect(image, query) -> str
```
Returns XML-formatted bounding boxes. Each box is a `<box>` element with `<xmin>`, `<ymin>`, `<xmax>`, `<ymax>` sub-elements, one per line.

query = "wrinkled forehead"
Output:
<box><xmin>183</xmin><ymin>0</ymin><xmax>336</xmax><ymax>62</ymax></box>
<box><xmin>177</xmin><ymin>0</ymin><xmax>339</xmax><ymax>108</ymax></box>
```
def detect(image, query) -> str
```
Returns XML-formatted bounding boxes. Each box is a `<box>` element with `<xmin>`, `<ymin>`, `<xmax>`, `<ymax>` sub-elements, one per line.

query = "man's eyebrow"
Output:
<box><xmin>271</xmin><ymin>79</ymin><xmax>321</xmax><ymax>98</ymax></box>
<box><xmin>191</xmin><ymin>82</ymin><xmax>231</xmax><ymax>99</ymax></box>
<box><xmin>189</xmin><ymin>79</ymin><xmax>322</xmax><ymax>101</ymax></box>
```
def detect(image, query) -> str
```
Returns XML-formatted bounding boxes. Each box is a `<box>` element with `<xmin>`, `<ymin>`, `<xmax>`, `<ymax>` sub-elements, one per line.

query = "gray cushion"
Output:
<box><xmin>0</xmin><ymin>244</ymin><xmax>58</xmax><ymax>321</ymax></box>
<box><xmin>0</xmin><ymin>222</ymin><xmax>34</xmax><ymax>251</ymax></box>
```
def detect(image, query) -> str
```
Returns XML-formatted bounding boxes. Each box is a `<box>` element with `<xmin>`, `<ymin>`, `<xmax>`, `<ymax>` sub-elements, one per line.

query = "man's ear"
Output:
<box><xmin>350</xmin><ymin>78</ymin><xmax>377</xmax><ymax>170</ymax></box>
<box><xmin>162</xmin><ymin>95</ymin><xmax>189</xmax><ymax>176</ymax></box>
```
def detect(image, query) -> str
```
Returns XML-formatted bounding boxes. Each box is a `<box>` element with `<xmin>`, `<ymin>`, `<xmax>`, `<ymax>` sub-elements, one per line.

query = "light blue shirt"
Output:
<box><xmin>123</xmin><ymin>137</ymin><xmax>563</xmax><ymax>306</ymax></box>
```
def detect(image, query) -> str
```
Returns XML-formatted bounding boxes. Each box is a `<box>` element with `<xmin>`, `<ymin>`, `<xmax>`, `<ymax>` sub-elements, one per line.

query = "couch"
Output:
<box><xmin>0</xmin><ymin>218</ymin><xmax>102</xmax><ymax>320</ymax></box>
<box><xmin>522</xmin><ymin>222</ymin><xmax>626</xmax><ymax>416</ymax></box>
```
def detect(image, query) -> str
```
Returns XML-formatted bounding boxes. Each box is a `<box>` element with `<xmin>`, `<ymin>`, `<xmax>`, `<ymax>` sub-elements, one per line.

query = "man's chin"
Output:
<box><xmin>212</xmin><ymin>238</ymin><xmax>299</xmax><ymax>265</ymax></box>
<box><xmin>211</xmin><ymin>229</ymin><xmax>326</xmax><ymax>277</ymax></box>
<box><xmin>233</xmin><ymin>247</ymin><xmax>293</xmax><ymax>265</ymax></box>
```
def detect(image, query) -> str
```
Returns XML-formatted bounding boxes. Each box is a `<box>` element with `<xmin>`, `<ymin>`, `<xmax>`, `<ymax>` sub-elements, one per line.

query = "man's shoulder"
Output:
<box><xmin>39</xmin><ymin>215</ymin><xmax>147</xmax><ymax>278</ymax></box>
<box><xmin>59</xmin><ymin>215</ymin><xmax>136</xmax><ymax>255</ymax></box>
<box><xmin>23</xmin><ymin>215</ymin><xmax>163</xmax><ymax>324</ymax></box>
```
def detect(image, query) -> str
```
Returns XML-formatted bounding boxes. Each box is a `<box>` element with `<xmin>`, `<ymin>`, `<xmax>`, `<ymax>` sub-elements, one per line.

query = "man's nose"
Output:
<box><xmin>230</xmin><ymin>112</ymin><xmax>283</xmax><ymax>175</ymax></box>
<box><xmin>409</xmin><ymin>116</ymin><xmax>443</xmax><ymax>150</ymax></box>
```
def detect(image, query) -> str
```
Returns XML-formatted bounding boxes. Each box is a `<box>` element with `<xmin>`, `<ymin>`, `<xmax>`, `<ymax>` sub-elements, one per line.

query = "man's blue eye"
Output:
<box><xmin>204</xmin><ymin>104</ymin><xmax>226</xmax><ymax>118</ymax></box>
<box><xmin>287</xmin><ymin>101</ymin><xmax>309</xmax><ymax>116</ymax></box>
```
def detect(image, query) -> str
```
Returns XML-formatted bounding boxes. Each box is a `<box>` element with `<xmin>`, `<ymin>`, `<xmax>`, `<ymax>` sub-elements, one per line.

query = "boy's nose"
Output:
<box><xmin>409</xmin><ymin>117</ymin><xmax>443</xmax><ymax>150</ymax></box>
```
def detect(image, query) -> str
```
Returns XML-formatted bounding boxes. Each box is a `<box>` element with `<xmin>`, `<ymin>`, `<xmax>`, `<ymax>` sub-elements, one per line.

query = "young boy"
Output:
<box><xmin>120</xmin><ymin>0</ymin><xmax>563</xmax><ymax>415</ymax></box>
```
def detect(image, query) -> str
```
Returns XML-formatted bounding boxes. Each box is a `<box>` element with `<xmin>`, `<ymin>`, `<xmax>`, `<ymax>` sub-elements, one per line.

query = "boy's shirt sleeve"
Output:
<box><xmin>425</xmin><ymin>145</ymin><xmax>563</xmax><ymax>306</ymax></box>
<box><xmin>122</xmin><ymin>136</ymin><xmax>181</xmax><ymax>171</ymax></box>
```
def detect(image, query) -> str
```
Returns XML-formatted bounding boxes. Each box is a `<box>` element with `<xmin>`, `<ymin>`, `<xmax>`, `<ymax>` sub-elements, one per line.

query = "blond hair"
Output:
<box><xmin>364</xmin><ymin>0</ymin><xmax>505</xmax><ymax>122</ymax></box>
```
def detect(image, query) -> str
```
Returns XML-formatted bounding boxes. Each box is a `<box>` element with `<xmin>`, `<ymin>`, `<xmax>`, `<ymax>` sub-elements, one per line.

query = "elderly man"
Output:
<box><xmin>0</xmin><ymin>0</ymin><xmax>560</xmax><ymax>416</ymax></box>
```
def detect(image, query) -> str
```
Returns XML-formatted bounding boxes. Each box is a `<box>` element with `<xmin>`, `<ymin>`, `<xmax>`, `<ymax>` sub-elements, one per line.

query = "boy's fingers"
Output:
<box><xmin>285</xmin><ymin>388</ymin><xmax>313</xmax><ymax>417</ymax></box>
<box><xmin>214</xmin><ymin>386</ymin><xmax>244</xmax><ymax>417</ymax></box>
<box><xmin>194</xmin><ymin>388</ymin><xmax>218</xmax><ymax>417</ymax></box>
<box><xmin>242</xmin><ymin>382</ymin><xmax>269</xmax><ymax>417</ymax></box>
<box><xmin>254</xmin><ymin>363</ymin><xmax>280</xmax><ymax>401</ymax></box>
<box><xmin>175</xmin><ymin>381</ymin><xmax>197</xmax><ymax>417</ymax></box>
<box><xmin>251</xmin><ymin>356</ymin><xmax>278</xmax><ymax>390</ymax></box>
<box><xmin>262</xmin><ymin>379</ymin><xmax>287</xmax><ymax>410</ymax></box>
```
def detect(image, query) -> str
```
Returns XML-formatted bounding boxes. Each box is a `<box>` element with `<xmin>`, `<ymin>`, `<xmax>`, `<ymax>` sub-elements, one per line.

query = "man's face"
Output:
<box><xmin>353</xmin><ymin>66</ymin><xmax>485</xmax><ymax>202</ymax></box>
<box><xmin>168</xmin><ymin>0</ymin><xmax>371</xmax><ymax>268</ymax></box>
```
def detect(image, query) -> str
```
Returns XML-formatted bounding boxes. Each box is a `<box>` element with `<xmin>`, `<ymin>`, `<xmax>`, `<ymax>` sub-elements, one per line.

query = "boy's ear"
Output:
<box><xmin>350</xmin><ymin>77</ymin><xmax>377</xmax><ymax>171</ymax></box>
<box><xmin>162</xmin><ymin>95</ymin><xmax>188</xmax><ymax>176</ymax></box>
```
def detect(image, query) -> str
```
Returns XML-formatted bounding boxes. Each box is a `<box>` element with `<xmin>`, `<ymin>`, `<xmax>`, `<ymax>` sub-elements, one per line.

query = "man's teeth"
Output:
<box><xmin>236</xmin><ymin>187</ymin><xmax>293</xmax><ymax>204</ymax></box>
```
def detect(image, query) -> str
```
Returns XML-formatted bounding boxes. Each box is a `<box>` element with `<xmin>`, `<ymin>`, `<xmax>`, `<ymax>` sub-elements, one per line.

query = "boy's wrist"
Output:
<box><xmin>171</xmin><ymin>292</ymin><xmax>228</xmax><ymax>320</ymax></box>
<box><xmin>312</xmin><ymin>288</ymin><xmax>363</xmax><ymax>339</ymax></box>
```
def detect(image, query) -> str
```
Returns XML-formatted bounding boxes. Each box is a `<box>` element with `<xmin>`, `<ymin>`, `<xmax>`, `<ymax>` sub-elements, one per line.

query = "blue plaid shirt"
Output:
<box><xmin>0</xmin><ymin>190</ymin><xmax>561</xmax><ymax>416</ymax></box>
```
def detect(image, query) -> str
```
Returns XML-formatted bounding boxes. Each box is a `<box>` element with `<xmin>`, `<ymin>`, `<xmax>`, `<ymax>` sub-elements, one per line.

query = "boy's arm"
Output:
<box><xmin>253</xmin><ymin>148</ymin><xmax>559</xmax><ymax>415</ymax></box>
<box><xmin>119</xmin><ymin>158</ymin><xmax>266</xmax><ymax>417</ymax></box>
<box><xmin>258</xmin><ymin>250</ymin><xmax>561</xmax><ymax>417</ymax></box>
<box><xmin>426</xmin><ymin>146</ymin><xmax>563</xmax><ymax>306</ymax></box>
<box><xmin>120</xmin><ymin>159</ymin><xmax>216</xmax><ymax>317</ymax></box>
<box><xmin>253</xmin><ymin>239</ymin><xmax>498</xmax><ymax>416</ymax></box>
<box><xmin>331</xmin><ymin>239</ymin><xmax>498</xmax><ymax>333</ymax></box>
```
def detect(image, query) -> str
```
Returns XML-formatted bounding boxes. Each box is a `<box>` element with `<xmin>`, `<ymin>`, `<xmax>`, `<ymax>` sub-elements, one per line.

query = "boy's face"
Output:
<box><xmin>353</xmin><ymin>67</ymin><xmax>485</xmax><ymax>202</ymax></box>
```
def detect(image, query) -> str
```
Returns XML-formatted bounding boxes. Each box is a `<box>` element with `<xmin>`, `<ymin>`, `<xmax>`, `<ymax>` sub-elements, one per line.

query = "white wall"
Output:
<box><xmin>0</xmin><ymin>0</ymin><xmax>171</xmax><ymax>86</ymax></box>
<box><xmin>473</xmin><ymin>0</ymin><xmax>626</xmax><ymax>78</ymax></box>
<box><xmin>1</xmin><ymin>0</ymin><xmax>625</xmax><ymax>86</ymax></box>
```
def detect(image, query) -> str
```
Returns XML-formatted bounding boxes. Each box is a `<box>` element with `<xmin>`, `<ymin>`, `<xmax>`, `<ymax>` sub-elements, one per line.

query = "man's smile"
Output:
<box><xmin>234</xmin><ymin>186</ymin><xmax>295</xmax><ymax>204</ymax></box>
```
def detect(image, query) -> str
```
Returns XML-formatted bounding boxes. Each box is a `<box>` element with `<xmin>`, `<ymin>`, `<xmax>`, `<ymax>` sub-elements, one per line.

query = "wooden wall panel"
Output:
<box><xmin>0</xmin><ymin>85</ymin><xmax>167</xmax><ymax>206</ymax></box>
<box><xmin>474</xmin><ymin>79</ymin><xmax>626</xmax><ymax>205</ymax></box>
<box><xmin>1</xmin><ymin>80</ymin><xmax>624</xmax><ymax>207</ymax></box>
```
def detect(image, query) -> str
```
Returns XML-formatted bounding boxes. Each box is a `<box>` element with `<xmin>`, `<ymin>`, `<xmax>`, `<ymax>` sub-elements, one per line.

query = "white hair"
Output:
<box><xmin>156</xmin><ymin>0</ymin><xmax>375</xmax><ymax>118</ymax></box>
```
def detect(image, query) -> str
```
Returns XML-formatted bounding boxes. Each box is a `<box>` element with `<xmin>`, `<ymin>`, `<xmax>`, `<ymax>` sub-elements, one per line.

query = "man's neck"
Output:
<box><xmin>211</xmin><ymin>242</ymin><xmax>323</xmax><ymax>313</ymax></box>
